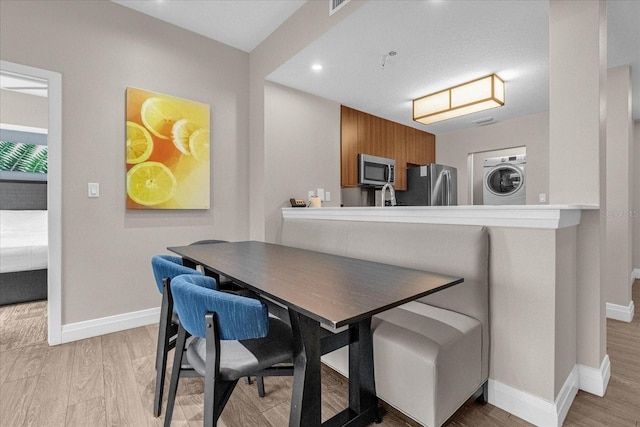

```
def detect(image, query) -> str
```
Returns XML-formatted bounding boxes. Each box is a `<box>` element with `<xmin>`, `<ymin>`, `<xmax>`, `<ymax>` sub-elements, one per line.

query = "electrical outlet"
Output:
<box><xmin>308</xmin><ymin>190</ymin><xmax>315</xmax><ymax>201</ymax></box>
<box><xmin>539</xmin><ymin>193</ymin><xmax>546</xmax><ymax>203</ymax></box>
<box><xmin>316</xmin><ymin>188</ymin><xmax>325</xmax><ymax>201</ymax></box>
<box><xmin>326</xmin><ymin>191</ymin><xmax>331</xmax><ymax>202</ymax></box>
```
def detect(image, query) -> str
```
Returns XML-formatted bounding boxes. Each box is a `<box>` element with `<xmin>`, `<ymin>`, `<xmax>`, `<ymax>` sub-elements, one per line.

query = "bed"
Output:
<box><xmin>0</xmin><ymin>181</ymin><xmax>48</xmax><ymax>305</ymax></box>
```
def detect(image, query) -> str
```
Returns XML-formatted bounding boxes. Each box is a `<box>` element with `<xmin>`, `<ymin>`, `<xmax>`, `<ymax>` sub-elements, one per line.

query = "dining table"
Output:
<box><xmin>168</xmin><ymin>240</ymin><xmax>463</xmax><ymax>427</ymax></box>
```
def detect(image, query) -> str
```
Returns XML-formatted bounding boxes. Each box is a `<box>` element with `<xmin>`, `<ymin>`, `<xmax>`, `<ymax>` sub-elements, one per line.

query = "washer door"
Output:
<box><xmin>485</xmin><ymin>165</ymin><xmax>523</xmax><ymax>196</ymax></box>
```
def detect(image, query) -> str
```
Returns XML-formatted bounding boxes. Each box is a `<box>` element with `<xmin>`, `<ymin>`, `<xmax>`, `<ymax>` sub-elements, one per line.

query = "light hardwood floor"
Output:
<box><xmin>1</xmin><ymin>281</ymin><xmax>638</xmax><ymax>427</ymax></box>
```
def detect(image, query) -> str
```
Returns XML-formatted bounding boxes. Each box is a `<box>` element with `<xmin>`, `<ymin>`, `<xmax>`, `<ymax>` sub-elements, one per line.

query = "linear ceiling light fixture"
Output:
<box><xmin>413</xmin><ymin>74</ymin><xmax>505</xmax><ymax>125</ymax></box>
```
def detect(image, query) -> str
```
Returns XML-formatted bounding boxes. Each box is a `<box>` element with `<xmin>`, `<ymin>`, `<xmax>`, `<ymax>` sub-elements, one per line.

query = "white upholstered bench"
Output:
<box><xmin>281</xmin><ymin>219</ymin><xmax>489</xmax><ymax>427</ymax></box>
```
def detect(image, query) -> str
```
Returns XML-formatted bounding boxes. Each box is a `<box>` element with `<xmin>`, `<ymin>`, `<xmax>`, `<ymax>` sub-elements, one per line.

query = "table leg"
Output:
<box><xmin>349</xmin><ymin>318</ymin><xmax>381</xmax><ymax>424</ymax></box>
<box><xmin>289</xmin><ymin>311</ymin><xmax>322</xmax><ymax>427</ymax></box>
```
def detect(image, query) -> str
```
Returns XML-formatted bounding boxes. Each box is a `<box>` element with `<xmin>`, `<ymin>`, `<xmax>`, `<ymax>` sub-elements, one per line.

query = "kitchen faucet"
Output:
<box><xmin>380</xmin><ymin>183</ymin><xmax>396</xmax><ymax>207</ymax></box>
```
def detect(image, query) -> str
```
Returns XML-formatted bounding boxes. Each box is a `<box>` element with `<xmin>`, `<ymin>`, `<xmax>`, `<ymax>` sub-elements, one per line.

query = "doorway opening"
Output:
<box><xmin>1</xmin><ymin>60</ymin><xmax>62</xmax><ymax>345</ymax></box>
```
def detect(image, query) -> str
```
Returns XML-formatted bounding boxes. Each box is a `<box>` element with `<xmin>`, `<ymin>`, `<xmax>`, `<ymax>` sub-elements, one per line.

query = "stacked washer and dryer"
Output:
<box><xmin>483</xmin><ymin>155</ymin><xmax>526</xmax><ymax>205</ymax></box>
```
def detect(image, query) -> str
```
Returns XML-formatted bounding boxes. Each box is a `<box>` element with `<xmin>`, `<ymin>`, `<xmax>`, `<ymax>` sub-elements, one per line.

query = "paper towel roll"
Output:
<box><xmin>309</xmin><ymin>197</ymin><xmax>322</xmax><ymax>208</ymax></box>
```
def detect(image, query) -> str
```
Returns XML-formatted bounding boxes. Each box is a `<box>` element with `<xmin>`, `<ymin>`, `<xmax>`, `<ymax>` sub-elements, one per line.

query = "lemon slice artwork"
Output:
<box><xmin>126</xmin><ymin>121</ymin><xmax>153</xmax><ymax>164</ymax></box>
<box><xmin>127</xmin><ymin>161</ymin><xmax>177</xmax><ymax>206</ymax></box>
<box><xmin>126</xmin><ymin>88</ymin><xmax>211</xmax><ymax>209</ymax></box>
<box><xmin>171</xmin><ymin>119</ymin><xmax>200</xmax><ymax>155</ymax></box>
<box><xmin>141</xmin><ymin>97</ymin><xmax>184</xmax><ymax>140</ymax></box>
<box><xmin>189</xmin><ymin>129</ymin><xmax>210</xmax><ymax>162</ymax></box>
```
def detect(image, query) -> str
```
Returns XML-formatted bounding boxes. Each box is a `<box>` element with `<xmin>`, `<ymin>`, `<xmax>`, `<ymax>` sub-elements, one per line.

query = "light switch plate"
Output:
<box><xmin>88</xmin><ymin>182</ymin><xmax>100</xmax><ymax>198</ymax></box>
<box><xmin>316</xmin><ymin>188</ymin><xmax>325</xmax><ymax>201</ymax></box>
<box><xmin>325</xmin><ymin>191</ymin><xmax>331</xmax><ymax>202</ymax></box>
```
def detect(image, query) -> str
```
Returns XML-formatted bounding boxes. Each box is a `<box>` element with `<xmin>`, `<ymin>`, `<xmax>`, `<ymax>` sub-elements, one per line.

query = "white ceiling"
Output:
<box><xmin>112</xmin><ymin>0</ymin><xmax>306</xmax><ymax>53</ymax></box>
<box><xmin>27</xmin><ymin>1</ymin><xmax>640</xmax><ymax>134</ymax></box>
<box><xmin>268</xmin><ymin>0</ymin><xmax>552</xmax><ymax>134</ymax></box>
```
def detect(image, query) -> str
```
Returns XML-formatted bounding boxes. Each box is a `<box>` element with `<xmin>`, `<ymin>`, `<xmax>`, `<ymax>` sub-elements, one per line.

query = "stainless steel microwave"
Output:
<box><xmin>358</xmin><ymin>153</ymin><xmax>395</xmax><ymax>187</ymax></box>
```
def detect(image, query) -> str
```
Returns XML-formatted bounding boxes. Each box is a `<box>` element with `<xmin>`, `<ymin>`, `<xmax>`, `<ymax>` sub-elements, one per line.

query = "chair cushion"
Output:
<box><xmin>185</xmin><ymin>316</ymin><xmax>294</xmax><ymax>381</ymax></box>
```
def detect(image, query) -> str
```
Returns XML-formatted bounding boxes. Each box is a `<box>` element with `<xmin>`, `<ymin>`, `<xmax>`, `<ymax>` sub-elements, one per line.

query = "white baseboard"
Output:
<box><xmin>606</xmin><ymin>270</ymin><xmax>637</xmax><ymax>322</ymax></box>
<box><xmin>556</xmin><ymin>366</ymin><xmax>580</xmax><ymax>426</ymax></box>
<box><xmin>606</xmin><ymin>300</ymin><xmax>635</xmax><ymax>322</ymax></box>
<box><xmin>60</xmin><ymin>307</ymin><xmax>160</xmax><ymax>344</ymax></box>
<box><xmin>488</xmin><ymin>366</ymin><xmax>578</xmax><ymax>427</ymax></box>
<box><xmin>578</xmin><ymin>354</ymin><xmax>610</xmax><ymax>397</ymax></box>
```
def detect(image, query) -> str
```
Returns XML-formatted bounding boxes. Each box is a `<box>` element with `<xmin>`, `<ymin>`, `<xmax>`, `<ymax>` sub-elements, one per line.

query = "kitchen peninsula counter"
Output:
<box><xmin>282</xmin><ymin>205</ymin><xmax>598</xmax><ymax>229</ymax></box>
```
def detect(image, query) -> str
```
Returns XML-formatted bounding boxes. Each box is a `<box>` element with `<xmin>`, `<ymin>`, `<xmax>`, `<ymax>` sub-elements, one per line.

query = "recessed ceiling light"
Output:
<box><xmin>311</xmin><ymin>64</ymin><xmax>323</xmax><ymax>71</ymax></box>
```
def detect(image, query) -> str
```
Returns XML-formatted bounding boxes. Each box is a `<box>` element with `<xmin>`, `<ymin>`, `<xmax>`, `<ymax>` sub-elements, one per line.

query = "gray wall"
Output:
<box><xmin>248</xmin><ymin>0</ymin><xmax>364</xmax><ymax>241</ymax></box>
<box><xmin>548</xmin><ymin>0</ymin><xmax>604</xmax><ymax>206</ymax></box>
<box><xmin>0</xmin><ymin>89</ymin><xmax>48</xmax><ymax>129</ymax></box>
<box><xmin>605</xmin><ymin>65</ymin><xmax>634</xmax><ymax>307</ymax></box>
<box><xmin>264</xmin><ymin>82</ymin><xmax>341</xmax><ymax>243</ymax></box>
<box><xmin>0</xmin><ymin>1</ymin><xmax>250</xmax><ymax>324</ymax></box>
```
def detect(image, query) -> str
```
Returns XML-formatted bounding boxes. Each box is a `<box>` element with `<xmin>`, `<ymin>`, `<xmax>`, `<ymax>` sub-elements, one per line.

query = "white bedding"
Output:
<box><xmin>0</xmin><ymin>210</ymin><xmax>48</xmax><ymax>273</ymax></box>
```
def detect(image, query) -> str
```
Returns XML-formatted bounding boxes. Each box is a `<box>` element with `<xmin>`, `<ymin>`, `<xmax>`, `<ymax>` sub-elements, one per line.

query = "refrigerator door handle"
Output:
<box><xmin>443</xmin><ymin>169</ymin><xmax>451</xmax><ymax>206</ymax></box>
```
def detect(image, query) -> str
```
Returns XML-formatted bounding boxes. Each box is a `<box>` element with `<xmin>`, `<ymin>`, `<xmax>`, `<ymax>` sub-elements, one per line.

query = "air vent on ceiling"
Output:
<box><xmin>471</xmin><ymin>117</ymin><xmax>496</xmax><ymax>126</ymax></box>
<box><xmin>329</xmin><ymin>0</ymin><xmax>351</xmax><ymax>16</ymax></box>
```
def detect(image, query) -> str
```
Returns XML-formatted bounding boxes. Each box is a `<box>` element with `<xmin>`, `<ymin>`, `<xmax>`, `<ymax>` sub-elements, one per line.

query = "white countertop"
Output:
<box><xmin>282</xmin><ymin>205</ymin><xmax>599</xmax><ymax>229</ymax></box>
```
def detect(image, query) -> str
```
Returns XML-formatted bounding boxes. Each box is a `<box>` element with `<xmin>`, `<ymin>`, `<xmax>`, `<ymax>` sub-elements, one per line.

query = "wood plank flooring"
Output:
<box><xmin>0</xmin><ymin>280</ymin><xmax>638</xmax><ymax>427</ymax></box>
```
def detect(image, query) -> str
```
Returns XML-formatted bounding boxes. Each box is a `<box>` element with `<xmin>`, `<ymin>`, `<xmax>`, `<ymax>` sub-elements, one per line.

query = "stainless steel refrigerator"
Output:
<box><xmin>396</xmin><ymin>164</ymin><xmax>458</xmax><ymax>206</ymax></box>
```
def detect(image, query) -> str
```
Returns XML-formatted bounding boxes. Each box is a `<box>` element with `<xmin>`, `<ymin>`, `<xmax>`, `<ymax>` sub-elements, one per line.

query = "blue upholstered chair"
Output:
<box><xmin>151</xmin><ymin>255</ymin><xmax>209</xmax><ymax>417</ymax></box>
<box><xmin>163</xmin><ymin>274</ymin><xmax>294</xmax><ymax>427</ymax></box>
<box><xmin>185</xmin><ymin>239</ymin><xmax>289</xmax><ymax>396</ymax></box>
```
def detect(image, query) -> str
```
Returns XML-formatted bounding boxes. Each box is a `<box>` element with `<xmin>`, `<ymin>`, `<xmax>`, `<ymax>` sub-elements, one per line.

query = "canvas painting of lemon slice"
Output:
<box><xmin>127</xmin><ymin>162</ymin><xmax>177</xmax><ymax>206</ymax></box>
<box><xmin>189</xmin><ymin>129</ymin><xmax>210</xmax><ymax>162</ymax></box>
<box><xmin>126</xmin><ymin>87</ymin><xmax>210</xmax><ymax>209</ymax></box>
<box><xmin>126</xmin><ymin>121</ymin><xmax>153</xmax><ymax>164</ymax></box>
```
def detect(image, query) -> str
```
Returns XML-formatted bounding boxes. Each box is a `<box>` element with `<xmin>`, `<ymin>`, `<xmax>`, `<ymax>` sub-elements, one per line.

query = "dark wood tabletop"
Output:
<box><xmin>168</xmin><ymin>241</ymin><xmax>463</xmax><ymax>329</ymax></box>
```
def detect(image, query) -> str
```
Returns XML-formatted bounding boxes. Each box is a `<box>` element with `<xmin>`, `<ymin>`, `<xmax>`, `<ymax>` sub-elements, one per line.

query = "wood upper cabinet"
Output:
<box><xmin>341</xmin><ymin>106</ymin><xmax>435</xmax><ymax>190</ymax></box>
<box><xmin>340</xmin><ymin>106</ymin><xmax>359</xmax><ymax>188</ymax></box>
<box><xmin>406</xmin><ymin>127</ymin><xmax>435</xmax><ymax>167</ymax></box>
<box><xmin>393</xmin><ymin>122</ymin><xmax>408</xmax><ymax>191</ymax></box>
<box><xmin>358</xmin><ymin>109</ymin><xmax>394</xmax><ymax>159</ymax></box>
